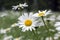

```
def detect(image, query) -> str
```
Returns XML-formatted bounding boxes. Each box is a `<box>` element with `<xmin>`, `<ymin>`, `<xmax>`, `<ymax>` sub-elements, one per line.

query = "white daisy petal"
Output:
<box><xmin>54</xmin><ymin>22</ymin><xmax>60</xmax><ymax>27</ymax></box>
<box><xmin>32</xmin><ymin>27</ymin><xmax>35</xmax><ymax>30</ymax></box>
<box><xmin>33</xmin><ymin>13</ymin><xmax>38</xmax><ymax>17</ymax></box>
<box><xmin>45</xmin><ymin>10</ymin><xmax>52</xmax><ymax>16</ymax></box>
<box><xmin>30</xmin><ymin>27</ymin><xmax>32</xmax><ymax>31</ymax></box>
<box><xmin>29</xmin><ymin>12</ymin><xmax>34</xmax><ymax>18</ymax></box>
<box><xmin>56</xmin><ymin>27</ymin><xmax>60</xmax><ymax>31</ymax></box>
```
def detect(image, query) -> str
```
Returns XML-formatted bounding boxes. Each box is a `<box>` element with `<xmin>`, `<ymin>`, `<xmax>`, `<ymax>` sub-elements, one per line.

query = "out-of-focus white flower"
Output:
<box><xmin>18</xmin><ymin>3</ymin><xmax>28</xmax><ymax>8</ymax></box>
<box><xmin>38</xmin><ymin>22</ymin><xmax>44</xmax><ymax>27</ymax></box>
<box><xmin>54</xmin><ymin>33</ymin><xmax>60</xmax><ymax>40</ymax></box>
<box><xmin>56</xmin><ymin>27</ymin><xmax>60</xmax><ymax>32</ymax></box>
<box><xmin>3</xmin><ymin>35</ymin><xmax>13</xmax><ymax>40</ymax></box>
<box><xmin>0</xmin><ymin>28</ymin><xmax>6</xmax><ymax>34</ymax></box>
<box><xmin>11</xmin><ymin>23</ymin><xmax>19</xmax><ymax>27</ymax></box>
<box><xmin>54</xmin><ymin>22</ymin><xmax>60</xmax><ymax>27</ymax></box>
<box><xmin>45</xmin><ymin>15</ymin><xmax>56</xmax><ymax>21</ymax></box>
<box><xmin>12</xmin><ymin>3</ymin><xmax>28</xmax><ymax>10</ymax></box>
<box><xmin>12</xmin><ymin>6</ymin><xmax>18</xmax><ymax>10</ymax></box>
<box><xmin>54</xmin><ymin>22</ymin><xmax>60</xmax><ymax>31</ymax></box>
<box><xmin>33</xmin><ymin>10</ymin><xmax>52</xmax><ymax>17</ymax></box>
<box><xmin>0</xmin><ymin>28</ymin><xmax>11</xmax><ymax>34</ymax></box>
<box><xmin>49</xmin><ymin>29</ymin><xmax>55</xmax><ymax>32</ymax></box>
<box><xmin>5</xmin><ymin>28</ymin><xmax>11</xmax><ymax>32</ymax></box>
<box><xmin>15</xmin><ymin>12</ymin><xmax>40</xmax><ymax>32</ymax></box>
<box><xmin>57</xmin><ymin>15</ymin><xmax>60</xmax><ymax>20</ymax></box>
<box><xmin>0</xmin><ymin>13</ymin><xmax>8</xmax><ymax>17</ymax></box>
<box><xmin>23</xmin><ymin>3</ymin><xmax>28</xmax><ymax>7</ymax></box>
<box><xmin>45</xmin><ymin>37</ymin><xmax>52</xmax><ymax>40</ymax></box>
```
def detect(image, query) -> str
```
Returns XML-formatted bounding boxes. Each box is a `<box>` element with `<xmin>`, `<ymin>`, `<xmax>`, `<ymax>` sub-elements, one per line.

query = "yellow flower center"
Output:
<box><xmin>38</xmin><ymin>11</ymin><xmax>45</xmax><ymax>16</ymax></box>
<box><xmin>24</xmin><ymin>19</ymin><xmax>32</xmax><ymax>26</ymax></box>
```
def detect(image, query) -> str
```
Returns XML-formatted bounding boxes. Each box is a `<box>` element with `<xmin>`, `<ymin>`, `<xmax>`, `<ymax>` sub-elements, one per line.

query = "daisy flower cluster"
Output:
<box><xmin>11</xmin><ymin>10</ymin><xmax>52</xmax><ymax>32</ymax></box>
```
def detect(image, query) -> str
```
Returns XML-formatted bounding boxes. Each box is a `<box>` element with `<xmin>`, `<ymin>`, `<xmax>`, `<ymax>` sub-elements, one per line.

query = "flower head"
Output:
<box><xmin>54</xmin><ymin>22</ymin><xmax>60</xmax><ymax>32</ymax></box>
<box><xmin>3</xmin><ymin>35</ymin><xmax>13</xmax><ymax>40</ymax></box>
<box><xmin>18</xmin><ymin>3</ymin><xmax>28</xmax><ymax>8</ymax></box>
<box><xmin>16</xmin><ymin>12</ymin><xmax>39</xmax><ymax>32</ymax></box>
<box><xmin>12</xmin><ymin>3</ymin><xmax>28</xmax><ymax>10</ymax></box>
<box><xmin>33</xmin><ymin>10</ymin><xmax>51</xmax><ymax>17</ymax></box>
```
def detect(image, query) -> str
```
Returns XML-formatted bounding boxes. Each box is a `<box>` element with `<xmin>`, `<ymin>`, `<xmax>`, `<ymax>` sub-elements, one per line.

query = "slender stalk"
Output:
<box><xmin>35</xmin><ymin>28</ymin><xmax>39</xmax><ymax>40</ymax></box>
<box><xmin>41</xmin><ymin>16</ymin><xmax>52</xmax><ymax>40</ymax></box>
<box><xmin>32</xmin><ymin>30</ymin><xmax>38</xmax><ymax>40</ymax></box>
<box><xmin>32</xmin><ymin>30</ymin><xmax>36</xmax><ymax>40</ymax></box>
<box><xmin>41</xmin><ymin>16</ymin><xmax>49</xmax><ymax>31</ymax></box>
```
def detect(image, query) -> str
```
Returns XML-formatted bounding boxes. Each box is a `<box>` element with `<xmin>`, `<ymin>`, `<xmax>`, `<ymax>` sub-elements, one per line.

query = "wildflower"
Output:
<box><xmin>0</xmin><ymin>13</ymin><xmax>8</xmax><ymax>17</ymax></box>
<box><xmin>12</xmin><ymin>6</ymin><xmax>18</xmax><ymax>10</ymax></box>
<box><xmin>54</xmin><ymin>33</ymin><xmax>60</xmax><ymax>40</ymax></box>
<box><xmin>45</xmin><ymin>37</ymin><xmax>52</xmax><ymax>40</ymax></box>
<box><xmin>5</xmin><ymin>28</ymin><xmax>11</xmax><ymax>32</ymax></box>
<box><xmin>14</xmin><ymin>37</ymin><xmax>23</xmax><ymax>40</ymax></box>
<box><xmin>0</xmin><ymin>28</ymin><xmax>11</xmax><ymax>34</ymax></box>
<box><xmin>12</xmin><ymin>3</ymin><xmax>28</xmax><ymax>10</ymax></box>
<box><xmin>47</xmin><ymin>15</ymin><xmax>55</xmax><ymax>20</ymax></box>
<box><xmin>57</xmin><ymin>15</ymin><xmax>60</xmax><ymax>20</ymax></box>
<box><xmin>18</xmin><ymin>3</ymin><xmax>28</xmax><ymax>8</ymax></box>
<box><xmin>56</xmin><ymin>27</ymin><xmax>60</xmax><ymax>32</ymax></box>
<box><xmin>54</xmin><ymin>22</ymin><xmax>60</xmax><ymax>27</ymax></box>
<box><xmin>54</xmin><ymin>22</ymin><xmax>60</xmax><ymax>31</ymax></box>
<box><xmin>11</xmin><ymin>23</ymin><xmax>18</xmax><ymax>27</ymax></box>
<box><xmin>16</xmin><ymin>12</ymin><xmax>39</xmax><ymax>32</ymax></box>
<box><xmin>33</xmin><ymin>10</ymin><xmax>51</xmax><ymax>17</ymax></box>
<box><xmin>0</xmin><ymin>28</ymin><xmax>6</xmax><ymax>34</ymax></box>
<box><xmin>3</xmin><ymin>35</ymin><xmax>13</xmax><ymax>40</ymax></box>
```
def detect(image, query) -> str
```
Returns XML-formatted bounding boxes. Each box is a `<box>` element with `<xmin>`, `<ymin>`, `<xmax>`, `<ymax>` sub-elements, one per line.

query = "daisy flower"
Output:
<box><xmin>3</xmin><ymin>35</ymin><xmax>13</xmax><ymax>40</ymax></box>
<box><xmin>54</xmin><ymin>22</ymin><xmax>60</xmax><ymax>27</ymax></box>
<box><xmin>14</xmin><ymin>36</ymin><xmax>23</xmax><ymax>40</ymax></box>
<box><xmin>33</xmin><ymin>10</ymin><xmax>51</xmax><ymax>17</ymax></box>
<box><xmin>57</xmin><ymin>15</ymin><xmax>60</xmax><ymax>20</ymax></box>
<box><xmin>12</xmin><ymin>3</ymin><xmax>28</xmax><ymax>10</ymax></box>
<box><xmin>44</xmin><ymin>14</ymin><xmax>56</xmax><ymax>22</ymax></box>
<box><xmin>45</xmin><ymin>37</ymin><xmax>52</xmax><ymax>40</ymax></box>
<box><xmin>0</xmin><ymin>28</ymin><xmax>11</xmax><ymax>34</ymax></box>
<box><xmin>16</xmin><ymin>12</ymin><xmax>40</xmax><ymax>32</ymax></box>
<box><xmin>54</xmin><ymin>32</ymin><xmax>60</xmax><ymax>40</ymax></box>
<box><xmin>18</xmin><ymin>3</ymin><xmax>28</xmax><ymax>9</ymax></box>
<box><xmin>12</xmin><ymin>6</ymin><xmax>18</xmax><ymax>10</ymax></box>
<box><xmin>54</xmin><ymin>22</ymin><xmax>60</xmax><ymax>32</ymax></box>
<box><xmin>0</xmin><ymin>28</ymin><xmax>6</xmax><ymax>34</ymax></box>
<box><xmin>11</xmin><ymin>23</ymin><xmax>19</xmax><ymax>27</ymax></box>
<box><xmin>0</xmin><ymin>12</ymin><xmax>8</xmax><ymax>17</ymax></box>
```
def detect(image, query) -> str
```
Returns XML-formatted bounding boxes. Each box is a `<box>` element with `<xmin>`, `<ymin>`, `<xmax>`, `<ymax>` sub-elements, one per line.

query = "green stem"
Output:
<box><xmin>41</xmin><ymin>16</ymin><xmax>53</xmax><ymax>40</ymax></box>
<box><xmin>41</xmin><ymin>16</ymin><xmax>49</xmax><ymax>31</ymax></box>
<box><xmin>32</xmin><ymin>30</ymin><xmax>38</xmax><ymax>40</ymax></box>
<box><xmin>32</xmin><ymin>30</ymin><xmax>36</xmax><ymax>40</ymax></box>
